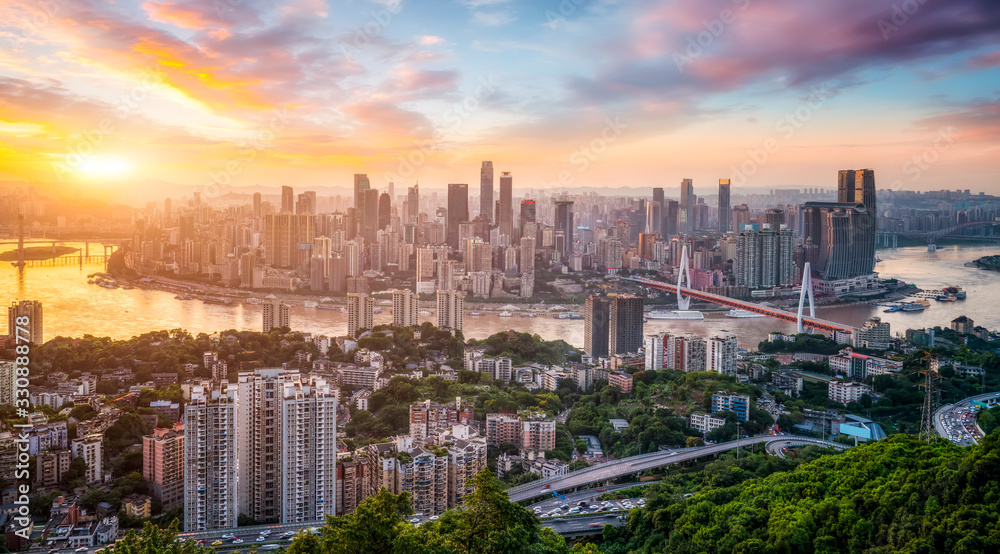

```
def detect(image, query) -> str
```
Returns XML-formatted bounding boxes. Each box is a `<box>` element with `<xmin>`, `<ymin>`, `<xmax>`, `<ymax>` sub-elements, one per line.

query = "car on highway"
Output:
<box><xmin>222</xmin><ymin>533</ymin><xmax>235</xmax><ymax>539</ymax></box>
<box><xmin>409</xmin><ymin>518</ymin><xmax>420</xmax><ymax>524</ymax></box>
<box><xmin>212</xmin><ymin>541</ymin><xmax>223</xmax><ymax>546</ymax></box>
<box><xmin>232</xmin><ymin>538</ymin><xmax>243</xmax><ymax>544</ymax></box>
<box><xmin>589</xmin><ymin>522</ymin><xmax>603</xmax><ymax>528</ymax></box>
<box><xmin>257</xmin><ymin>536</ymin><xmax>267</xmax><ymax>541</ymax></box>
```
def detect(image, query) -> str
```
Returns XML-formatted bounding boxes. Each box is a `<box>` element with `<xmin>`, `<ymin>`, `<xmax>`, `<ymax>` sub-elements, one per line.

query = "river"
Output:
<box><xmin>3</xmin><ymin>243</ymin><xmax>998</xmax><ymax>350</ymax></box>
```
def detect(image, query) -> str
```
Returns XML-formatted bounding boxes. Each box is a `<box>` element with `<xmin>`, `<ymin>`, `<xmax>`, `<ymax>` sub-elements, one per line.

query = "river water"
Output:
<box><xmin>3</xmin><ymin>243</ymin><xmax>998</xmax><ymax>350</ymax></box>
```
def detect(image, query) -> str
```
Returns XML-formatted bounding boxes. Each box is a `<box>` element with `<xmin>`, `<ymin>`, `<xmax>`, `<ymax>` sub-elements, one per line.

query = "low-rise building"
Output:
<box><xmin>689</xmin><ymin>412</ymin><xmax>727</xmax><ymax>435</ymax></box>
<box><xmin>711</xmin><ymin>392</ymin><xmax>750</xmax><ymax>422</ymax></box>
<box><xmin>828</xmin><ymin>380</ymin><xmax>871</xmax><ymax>404</ymax></box>
<box><xmin>608</xmin><ymin>372</ymin><xmax>633</xmax><ymax>393</ymax></box>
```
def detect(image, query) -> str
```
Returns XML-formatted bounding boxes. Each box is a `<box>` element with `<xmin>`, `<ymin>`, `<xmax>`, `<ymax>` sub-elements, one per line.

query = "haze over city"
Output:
<box><xmin>1</xmin><ymin>0</ymin><xmax>999</xmax><ymax>197</ymax></box>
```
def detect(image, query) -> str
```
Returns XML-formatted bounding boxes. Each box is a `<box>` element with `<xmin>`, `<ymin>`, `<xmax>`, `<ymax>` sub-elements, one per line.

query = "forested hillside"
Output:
<box><xmin>601</xmin><ymin>433</ymin><xmax>1000</xmax><ymax>553</ymax></box>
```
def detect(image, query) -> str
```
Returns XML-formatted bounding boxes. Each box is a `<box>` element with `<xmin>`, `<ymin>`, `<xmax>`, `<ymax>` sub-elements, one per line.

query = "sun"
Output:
<box><xmin>78</xmin><ymin>156</ymin><xmax>133</xmax><ymax>177</ymax></box>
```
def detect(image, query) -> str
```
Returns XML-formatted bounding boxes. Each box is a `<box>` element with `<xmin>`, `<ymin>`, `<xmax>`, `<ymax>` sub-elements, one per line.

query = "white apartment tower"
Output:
<box><xmin>391</xmin><ymin>289</ymin><xmax>419</xmax><ymax>327</ymax></box>
<box><xmin>262</xmin><ymin>294</ymin><xmax>290</xmax><ymax>333</ymax></box>
<box><xmin>237</xmin><ymin>368</ymin><xmax>290</xmax><ymax>524</ymax></box>
<box><xmin>707</xmin><ymin>333</ymin><xmax>738</xmax><ymax>375</ymax></box>
<box><xmin>348</xmin><ymin>293</ymin><xmax>375</xmax><ymax>338</ymax></box>
<box><xmin>280</xmin><ymin>378</ymin><xmax>338</xmax><ymax>522</ymax></box>
<box><xmin>184</xmin><ymin>385</ymin><xmax>238</xmax><ymax>532</ymax></box>
<box><xmin>436</xmin><ymin>290</ymin><xmax>465</xmax><ymax>334</ymax></box>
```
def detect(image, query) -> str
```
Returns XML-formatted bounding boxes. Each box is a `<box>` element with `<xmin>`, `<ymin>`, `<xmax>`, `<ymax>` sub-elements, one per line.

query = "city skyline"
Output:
<box><xmin>1</xmin><ymin>1</ymin><xmax>999</xmax><ymax>198</ymax></box>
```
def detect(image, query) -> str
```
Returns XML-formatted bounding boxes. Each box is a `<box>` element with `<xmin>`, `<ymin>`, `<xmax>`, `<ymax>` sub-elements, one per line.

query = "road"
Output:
<box><xmin>934</xmin><ymin>392</ymin><xmax>1000</xmax><ymax>446</ymax></box>
<box><xmin>765</xmin><ymin>438</ymin><xmax>849</xmax><ymax>457</ymax></box>
<box><xmin>508</xmin><ymin>435</ymin><xmax>848</xmax><ymax>502</ymax></box>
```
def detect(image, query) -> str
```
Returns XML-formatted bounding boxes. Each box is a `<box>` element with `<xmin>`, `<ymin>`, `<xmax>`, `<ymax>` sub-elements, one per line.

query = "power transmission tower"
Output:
<box><xmin>919</xmin><ymin>354</ymin><xmax>940</xmax><ymax>443</ymax></box>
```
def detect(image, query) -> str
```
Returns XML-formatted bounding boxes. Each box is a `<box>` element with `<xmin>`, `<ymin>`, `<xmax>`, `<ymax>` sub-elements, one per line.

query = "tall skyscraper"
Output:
<box><xmin>718</xmin><ymin>179</ymin><xmax>731</xmax><ymax>233</ymax></box>
<box><xmin>392</xmin><ymin>289</ymin><xmax>419</xmax><ymax>327</ymax></box>
<box><xmin>262</xmin><ymin>294</ymin><xmax>290</xmax><ymax>332</ymax></box>
<box><xmin>651</xmin><ymin>187</ymin><xmax>665</xmax><ymax>235</ymax></box>
<box><xmin>734</xmin><ymin>227</ymin><xmax>795</xmax><ymax>288</ymax></box>
<box><xmin>518</xmin><ymin>199</ymin><xmax>536</xmax><ymax>237</ymax></box>
<box><xmin>447</xmin><ymin>183</ymin><xmax>469</xmax><ymax>249</ymax></box>
<box><xmin>609</xmin><ymin>294</ymin><xmax>644</xmax><ymax>355</ymax></box>
<box><xmin>680</xmin><ymin>179</ymin><xmax>694</xmax><ymax>233</ymax></box>
<box><xmin>281</xmin><ymin>186</ymin><xmax>294</xmax><ymax>213</ymax></box>
<box><xmin>407</xmin><ymin>184</ymin><xmax>420</xmax><ymax>224</ymax></box>
<box><xmin>378</xmin><ymin>192</ymin><xmax>391</xmax><ymax>231</ymax></box>
<box><xmin>663</xmin><ymin>199</ymin><xmax>679</xmax><ymax>237</ymax></box>
<box><xmin>554</xmin><ymin>197</ymin><xmax>574</xmax><ymax>255</ymax></box>
<box><xmin>264</xmin><ymin>213</ymin><xmax>316</xmax><ymax>269</ymax></box>
<box><xmin>184</xmin><ymin>385</ymin><xmax>238</xmax><ymax>532</ymax></box>
<box><xmin>8</xmin><ymin>300</ymin><xmax>43</xmax><ymax>345</ymax></box>
<box><xmin>480</xmin><ymin>161</ymin><xmax>494</xmax><ymax>223</ymax></box>
<box><xmin>279</xmin><ymin>377</ymin><xmax>338</xmax><ymax>523</ymax></box>
<box><xmin>436</xmin><ymin>289</ymin><xmax>465</xmax><ymax>334</ymax></box>
<box><xmin>348</xmin><ymin>293</ymin><xmax>374</xmax><ymax>338</ymax></box>
<box><xmin>235</xmin><ymin>369</ymin><xmax>286</xmax><ymax>524</ymax></box>
<box><xmin>499</xmin><ymin>172</ymin><xmax>513</xmax><ymax>241</ymax></box>
<box><xmin>253</xmin><ymin>192</ymin><xmax>262</xmax><ymax>219</ymax></box>
<box><xmin>360</xmin><ymin>188</ymin><xmax>380</xmax><ymax>245</ymax></box>
<box><xmin>584</xmin><ymin>295</ymin><xmax>610</xmax><ymax>358</ymax></box>
<box><xmin>143</xmin><ymin>423</ymin><xmax>185</xmax><ymax>512</ymax></box>
<box><xmin>802</xmin><ymin>169</ymin><xmax>877</xmax><ymax>281</ymax></box>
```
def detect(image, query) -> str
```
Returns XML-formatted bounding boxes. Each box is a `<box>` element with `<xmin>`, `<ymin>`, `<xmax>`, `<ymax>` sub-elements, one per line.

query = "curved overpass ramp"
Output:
<box><xmin>935</xmin><ymin>392</ymin><xmax>1000</xmax><ymax>446</ymax></box>
<box><xmin>508</xmin><ymin>435</ymin><xmax>848</xmax><ymax>502</ymax></box>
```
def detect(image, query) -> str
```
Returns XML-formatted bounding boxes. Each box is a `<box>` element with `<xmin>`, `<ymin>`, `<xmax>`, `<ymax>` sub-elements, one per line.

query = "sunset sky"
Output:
<box><xmin>0</xmin><ymin>0</ymin><xmax>998</xmax><ymax>197</ymax></box>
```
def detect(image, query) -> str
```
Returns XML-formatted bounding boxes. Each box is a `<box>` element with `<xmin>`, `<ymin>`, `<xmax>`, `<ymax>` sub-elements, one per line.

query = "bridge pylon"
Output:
<box><xmin>796</xmin><ymin>262</ymin><xmax>816</xmax><ymax>334</ymax></box>
<box><xmin>677</xmin><ymin>244</ymin><xmax>692</xmax><ymax>310</ymax></box>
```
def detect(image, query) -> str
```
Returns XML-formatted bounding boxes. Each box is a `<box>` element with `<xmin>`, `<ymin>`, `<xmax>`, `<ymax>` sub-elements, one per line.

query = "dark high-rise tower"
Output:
<box><xmin>499</xmin><ymin>172</ymin><xmax>513</xmax><ymax>241</ymax></box>
<box><xmin>361</xmin><ymin>188</ymin><xmax>379</xmax><ymax>244</ymax></box>
<box><xmin>407</xmin><ymin>184</ymin><xmax>419</xmax><ymax>224</ymax></box>
<box><xmin>679</xmin><ymin>179</ymin><xmax>694</xmax><ymax>233</ymax></box>
<box><xmin>609</xmin><ymin>294</ymin><xmax>644</xmax><ymax>355</ymax></box>
<box><xmin>718</xmin><ymin>179</ymin><xmax>731</xmax><ymax>233</ymax></box>
<box><xmin>252</xmin><ymin>192</ymin><xmax>261</xmax><ymax>219</ymax></box>
<box><xmin>281</xmin><ymin>186</ymin><xmax>294</xmax><ymax>213</ymax></box>
<box><xmin>353</xmin><ymin>174</ymin><xmax>370</xmax><ymax>236</ymax></box>
<box><xmin>584</xmin><ymin>295</ymin><xmax>610</xmax><ymax>358</ymax></box>
<box><xmin>378</xmin><ymin>192</ymin><xmax>391</xmax><ymax>231</ymax></box>
<box><xmin>554</xmin><ymin>197</ymin><xmax>574</xmax><ymax>255</ymax></box>
<box><xmin>480</xmin><ymin>161</ymin><xmax>493</xmax><ymax>223</ymax></box>
<box><xmin>663</xmin><ymin>199</ymin><xmax>678</xmax><ymax>237</ymax></box>
<box><xmin>447</xmin><ymin>183</ymin><xmax>469</xmax><ymax>249</ymax></box>
<box><xmin>652</xmin><ymin>187</ymin><xmax>664</xmax><ymax>235</ymax></box>
<box><xmin>802</xmin><ymin>169</ymin><xmax>877</xmax><ymax>281</ymax></box>
<box><xmin>519</xmin><ymin>199</ymin><xmax>536</xmax><ymax>235</ymax></box>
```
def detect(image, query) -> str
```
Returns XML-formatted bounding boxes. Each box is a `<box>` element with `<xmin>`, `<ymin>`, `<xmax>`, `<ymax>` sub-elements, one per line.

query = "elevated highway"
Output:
<box><xmin>507</xmin><ymin>435</ymin><xmax>848</xmax><ymax>502</ymax></box>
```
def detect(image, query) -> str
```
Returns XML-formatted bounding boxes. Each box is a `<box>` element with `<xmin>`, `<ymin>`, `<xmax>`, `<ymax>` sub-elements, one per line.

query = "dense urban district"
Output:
<box><xmin>3</xmin><ymin>170</ymin><xmax>1000</xmax><ymax>553</ymax></box>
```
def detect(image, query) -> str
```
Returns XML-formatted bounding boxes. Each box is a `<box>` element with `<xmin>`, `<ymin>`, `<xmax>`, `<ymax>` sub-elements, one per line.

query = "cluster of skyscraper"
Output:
<box><xmin>183</xmin><ymin>370</ymin><xmax>338</xmax><ymax>531</ymax></box>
